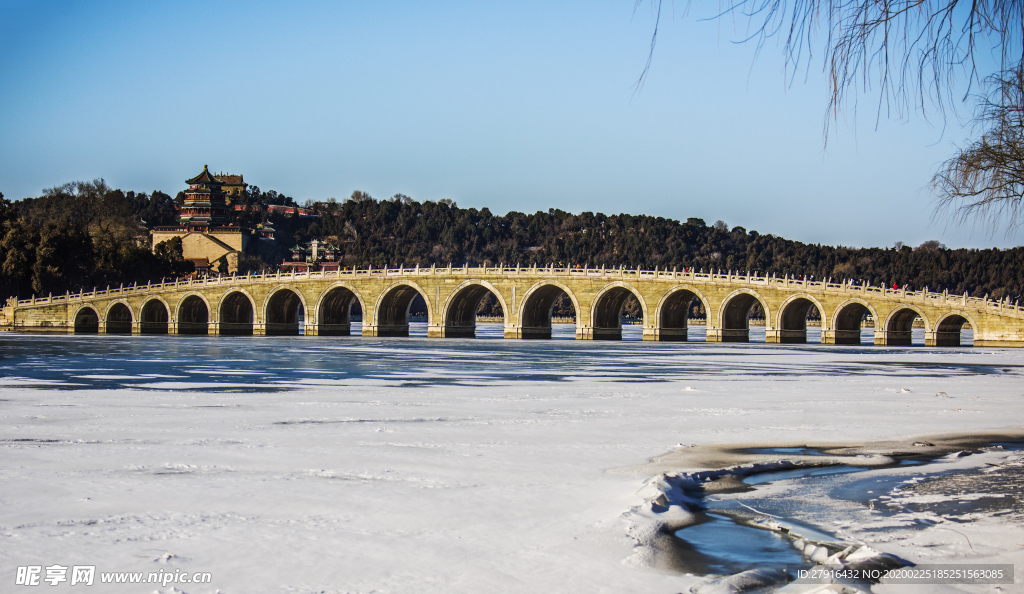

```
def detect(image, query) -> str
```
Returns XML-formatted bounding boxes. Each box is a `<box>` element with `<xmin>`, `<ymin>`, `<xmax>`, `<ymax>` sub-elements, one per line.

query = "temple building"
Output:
<box><xmin>280</xmin><ymin>239</ymin><xmax>340</xmax><ymax>272</ymax></box>
<box><xmin>215</xmin><ymin>172</ymin><xmax>246</xmax><ymax>199</ymax></box>
<box><xmin>256</xmin><ymin>222</ymin><xmax>276</xmax><ymax>240</ymax></box>
<box><xmin>151</xmin><ymin>165</ymin><xmax>251</xmax><ymax>273</ymax></box>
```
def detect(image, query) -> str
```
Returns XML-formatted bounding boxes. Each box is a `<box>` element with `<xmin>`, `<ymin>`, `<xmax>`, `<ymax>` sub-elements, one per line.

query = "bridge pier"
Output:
<box><xmin>428</xmin><ymin>324</ymin><xmax>474</xmax><ymax>338</ymax></box>
<box><xmin>822</xmin><ymin>329</ymin><xmax>863</xmax><ymax>345</ymax></box>
<box><xmin>706</xmin><ymin>328</ymin><xmax>749</xmax><ymax>342</ymax></box>
<box><xmin>503</xmin><ymin>325</ymin><xmax>554</xmax><ymax>339</ymax></box>
<box><xmin>765</xmin><ymin>329</ymin><xmax>809</xmax><ymax>344</ymax></box>
<box><xmin>925</xmin><ymin>331</ymin><xmax>959</xmax><ymax>347</ymax></box>
<box><xmin>264</xmin><ymin>323</ymin><xmax>299</xmax><ymax>336</ymax></box>
<box><xmin>214</xmin><ymin>322</ymin><xmax>258</xmax><ymax>336</ymax></box>
<box><xmin>646</xmin><ymin>327</ymin><xmax>687</xmax><ymax>341</ymax></box>
<box><xmin>362</xmin><ymin>324</ymin><xmax>409</xmax><ymax>338</ymax></box>
<box><xmin>874</xmin><ymin>330</ymin><xmax>912</xmax><ymax>346</ymax></box>
<box><xmin>307</xmin><ymin>322</ymin><xmax>352</xmax><ymax>336</ymax></box>
<box><xmin>576</xmin><ymin>326</ymin><xmax>621</xmax><ymax>340</ymax></box>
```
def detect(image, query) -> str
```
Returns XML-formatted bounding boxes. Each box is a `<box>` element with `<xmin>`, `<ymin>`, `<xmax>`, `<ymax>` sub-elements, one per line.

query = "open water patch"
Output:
<box><xmin>670</xmin><ymin>512</ymin><xmax>805</xmax><ymax>575</ymax></box>
<box><xmin>742</xmin><ymin>457</ymin><xmax>928</xmax><ymax>486</ymax></box>
<box><xmin>741</xmin><ymin>464</ymin><xmax>867</xmax><ymax>485</ymax></box>
<box><xmin>743</xmin><ymin>446</ymin><xmax>832</xmax><ymax>457</ymax></box>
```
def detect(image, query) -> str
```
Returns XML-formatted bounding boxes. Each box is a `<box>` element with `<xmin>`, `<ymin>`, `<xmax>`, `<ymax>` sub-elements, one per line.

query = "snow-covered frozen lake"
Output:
<box><xmin>0</xmin><ymin>326</ymin><xmax>1019</xmax><ymax>593</ymax></box>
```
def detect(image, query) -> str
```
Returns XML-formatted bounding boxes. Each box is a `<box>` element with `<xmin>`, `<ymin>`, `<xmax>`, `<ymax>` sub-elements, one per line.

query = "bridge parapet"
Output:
<box><xmin>2</xmin><ymin>266</ymin><xmax>1022</xmax><ymax>346</ymax></box>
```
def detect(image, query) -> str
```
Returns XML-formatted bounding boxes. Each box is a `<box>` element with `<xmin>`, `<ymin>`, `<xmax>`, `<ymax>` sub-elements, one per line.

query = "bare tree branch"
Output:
<box><xmin>934</xmin><ymin>65</ymin><xmax>1024</xmax><ymax>232</ymax></box>
<box><xmin>633</xmin><ymin>0</ymin><xmax>664</xmax><ymax>93</ymax></box>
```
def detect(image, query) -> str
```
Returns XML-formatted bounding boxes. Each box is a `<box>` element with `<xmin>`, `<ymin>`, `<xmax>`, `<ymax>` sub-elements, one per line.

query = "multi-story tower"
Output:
<box><xmin>151</xmin><ymin>165</ymin><xmax>250</xmax><ymax>273</ymax></box>
<box><xmin>179</xmin><ymin>165</ymin><xmax>232</xmax><ymax>231</ymax></box>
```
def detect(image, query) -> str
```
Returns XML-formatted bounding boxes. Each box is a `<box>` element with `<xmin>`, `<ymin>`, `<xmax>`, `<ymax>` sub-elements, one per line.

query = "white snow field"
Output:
<box><xmin>1</xmin><ymin>328</ymin><xmax>1022</xmax><ymax>593</ymax></box>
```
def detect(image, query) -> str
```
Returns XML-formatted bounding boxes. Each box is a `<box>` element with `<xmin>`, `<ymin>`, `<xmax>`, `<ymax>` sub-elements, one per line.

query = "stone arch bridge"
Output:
<box><xmin>2</xmin><ymin>266</ymin><xmax>1022</xmax><ymax>347</ymax></box>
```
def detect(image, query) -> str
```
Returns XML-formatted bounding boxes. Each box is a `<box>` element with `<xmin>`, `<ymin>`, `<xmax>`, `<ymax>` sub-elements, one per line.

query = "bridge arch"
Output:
<box><xmin>264</xmin><ymin>285</ymin><xmax>308</xmax><ymax>336</ymax></box>
<box><xmin>139</xmin><ymin>297</ymin><xmax>170</xmax><ymax>335</ymax></box>
<box><xmin>103</xmin><ymin>300</ymin><xmax>134</xmax><ymax>334</ymax></box>
<box><xmin>654</xmin><ymin>285</ymin><xmax>711</xmax><ymax>341</ymax></box>
<box><xmin>315</xmin><ymin>282</ymin><xmax>367</xmax><ymax>337</ymax></box>
<box><xmin>882</xmin><ymin>306</ymin><xmax>931</xmax><ymax>347</ymax></box>
<box><xmin>374</xmin><ymin>281</ymin><xmax>432</xmax><ymax>337</ymax></box>
<box><xmin>930</xmin><ymin>311</ymin><xmax>977</xmax><ymax>347</ymax></box>
<box><xmin>219</xmin><ymin>289</ymin><xmax>255</xmax><ymax>336</ymax></box>
<box><xmin>517</xmin><ymin>281</ymin><xmax>580</xmax><ymax>339</ymax></box>
<box><xmin>775</xmin><ymin>293</ymin><xmax>825</xmax><ymax>344</ymax></box>
<box><xmin>441</xmin><ymin>280</ymin><xmax>509</xmax><ymax>338</ymax></box>
<box><xmin>829</xmin><ymin>298</ymin><xmax>879</xmax><ymax>345</ymax></box>
<box><xmin>590</xmin><ymin>282</ymin><xmax>647</xmax><ymax>340</ymax></box>
<box><xmin>717</xmin><ymin>289</ymin><xmax>770</xmax><ymax>342</ymax></box>
<box><xmin>176</xmin><ymin>292</ymin><xmax>211</xmax><ymax>335</ymax></box>
<box><xmin>72</xmin><ymin>304</ymin><xmax>99</xmax><ymax>334</ymax></box>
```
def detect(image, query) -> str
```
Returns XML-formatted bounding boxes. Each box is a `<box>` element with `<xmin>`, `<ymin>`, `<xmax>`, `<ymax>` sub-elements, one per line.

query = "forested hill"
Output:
<box><xmin>1</xmin><ymin>182</ymin><xmax>1022</xmax><ymax>304</ymax></box>
<box><xmin>304</xmin><ymin>194</ymin><xmax>1023</xmax><ymax>302</ymax></box>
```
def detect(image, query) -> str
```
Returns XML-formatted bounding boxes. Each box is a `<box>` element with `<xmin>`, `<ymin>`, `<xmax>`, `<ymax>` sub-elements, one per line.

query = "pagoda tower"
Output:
<box><xmin>150</xmin><ymin>165</ymin><xmax>252</xmax><ymax>274</ymax></box>
<box><xmin>179</xmin><ymin>165</ymin><xmax>232</xmax><ymax>231</ymax></box>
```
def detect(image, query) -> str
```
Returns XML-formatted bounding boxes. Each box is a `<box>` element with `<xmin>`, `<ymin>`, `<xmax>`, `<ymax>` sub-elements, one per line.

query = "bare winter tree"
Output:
<box><xmin>637</xmin><ymin>0</ymin><xmax>1024</xmax><ymax>229</ymax></box>
<box><xmin>933</xmin><ymin>67</ymin><xmax>1024</xmax><ymax>231</ymax></box>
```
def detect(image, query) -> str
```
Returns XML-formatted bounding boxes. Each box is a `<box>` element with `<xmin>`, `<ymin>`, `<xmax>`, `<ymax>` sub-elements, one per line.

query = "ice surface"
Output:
<box><xmin>0</xmin><ymin>331</ymin><xmax>1019</xmax><ymax>593</ymax></box>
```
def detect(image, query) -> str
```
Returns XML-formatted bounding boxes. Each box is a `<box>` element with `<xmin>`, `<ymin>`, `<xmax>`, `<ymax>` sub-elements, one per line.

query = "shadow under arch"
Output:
<box><xmin>265</xmin><ymin>286</ymin><xmax>306</xmax><ymax>336</ymax></box>
<box><xmin>74</xmin><ymin>306</ymin><xmax>99</xmax><ymax>334</ymax></box>
<box><xmin>317</xmin><ymin>284</ymin><xmax>365</xmax><ymax>337</ymax></box>
<box><xmin>591</xmin><ymin>282</ymin><xmax>646</xmax><ymax>340</ymax></box>
<box><xmin>718</xmin><ymin>289</ymin><xmax>769</xmax><ymax>343</ymax></box>
<box><xmin>776</xmin><ymin>294</ymin><xmax>825</xmax><ymax>344</ymax></box>
<box><xmin>443</xmin><ymin>281</ymin><xmax>507</xmax><ymax>338</ymax></box>
<box><xmin>140</xmin><ymin>298</ymin><xmax>169</xmax><ymax>335</ymax></box>
<box><xmin>931</xmin><ymin>312</ymin><xmax>975</xmax><ymax>347</ymax></box>
<box><xmin>831</xmin><ymin>299</ymin><xmax>877</xmax><ymax>345</ymax></box>
<box><xmin>518</xmin><ymin>281</ymin><xmax>579</xmax><ymax>339</ymax></box>
<box><xmin>220</xmin><ymin>291</ymin><xmax>254</xmax><ymax>336</ymax></box>
<box><xmin>884</xmin><ymin>306</ymin><xmax>929</xmax><ymax>346</ymax></box>
<box><xmin>375</xmin><ymin>283</ymin><xmax>430</xmax><ymax>338</ymax></box>
<box><xmin>656</xmin><ymin>286</ymin><xmax>709</xmax><ymax>342</ymax></box>
<box><xmin>105</xmin><ymin>302</ymin><xmax>133</xmax><ymax>334</ymax></box>
<box><xmin>178</xmin><ymin>294</ymin><xmax>210</xmax><ymax>335</ymax></box>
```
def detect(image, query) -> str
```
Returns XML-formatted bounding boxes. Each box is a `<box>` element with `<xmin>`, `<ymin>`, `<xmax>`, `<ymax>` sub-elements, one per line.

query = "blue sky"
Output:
<box><xmin>1</xmin><ymin>0</ymin><xmax>1017</xmax><ymax>249</ymax></box>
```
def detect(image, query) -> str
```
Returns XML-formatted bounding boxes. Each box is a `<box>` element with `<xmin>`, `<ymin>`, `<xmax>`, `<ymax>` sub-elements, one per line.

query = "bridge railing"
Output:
<box><xmin>9</xmin><ymin>265</ymin><xmax>1023</xmax><ymax>317</ymax></box>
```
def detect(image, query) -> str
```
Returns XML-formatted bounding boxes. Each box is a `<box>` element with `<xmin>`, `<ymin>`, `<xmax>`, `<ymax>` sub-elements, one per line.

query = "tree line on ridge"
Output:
<box><xmin>2</xmin><ymin>183</ymin><xmax>1021</xmax><ymax>312</ymax></box>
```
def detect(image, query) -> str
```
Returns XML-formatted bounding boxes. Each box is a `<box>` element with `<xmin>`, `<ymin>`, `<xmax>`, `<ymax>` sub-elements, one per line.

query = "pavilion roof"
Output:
<box><xmin>186</xmin><ymin>165</ymin><xmax>221</xmax><ymax>185</ymax></box>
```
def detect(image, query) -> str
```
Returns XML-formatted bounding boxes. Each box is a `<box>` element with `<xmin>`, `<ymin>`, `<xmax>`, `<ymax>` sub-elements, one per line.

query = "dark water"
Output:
<box><xmin>671</xmin><ymin>513</ymin><xmax>805</xmax><ymax>575</ymax></box>
<box><xmin>742</xmin><ymin>458</ymin><xmax>928</xmax><ymax>486</ymax></box>
<box><xmin>742</xmin><ymin>464</ymin><xmax>869</xmax><ymax>485</ymax></box>
<box><xmin>744</xmin><ymin>447</ymin><xmax>833</xmax><ymax>457</ymax></box>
